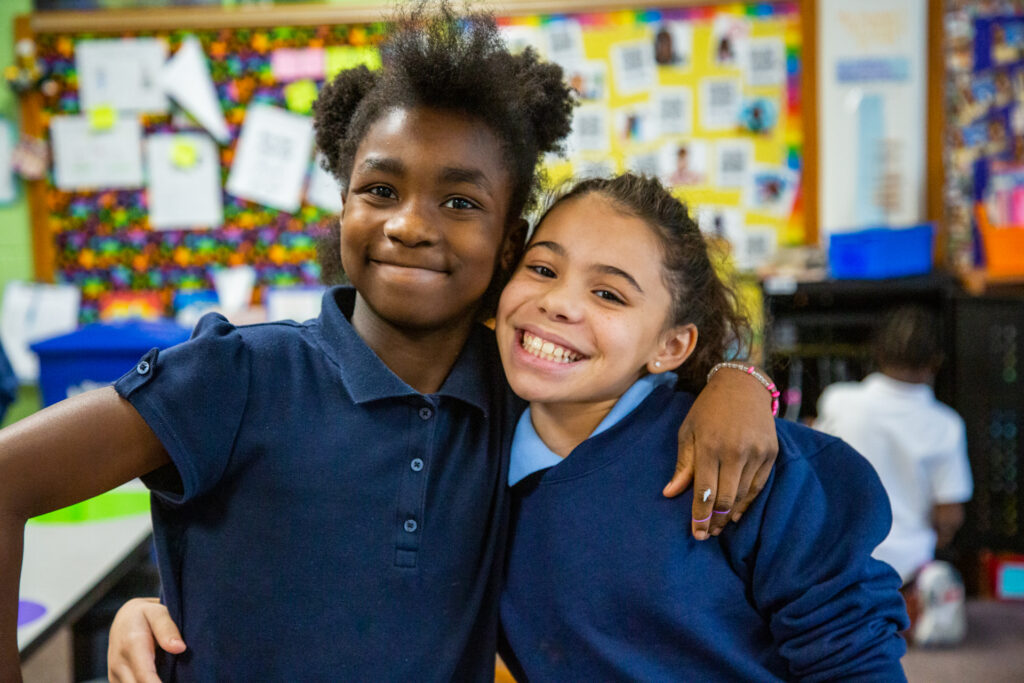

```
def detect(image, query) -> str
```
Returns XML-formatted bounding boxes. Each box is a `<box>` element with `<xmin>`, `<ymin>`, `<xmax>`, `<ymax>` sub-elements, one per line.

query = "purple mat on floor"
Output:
<box><xmin>17</xmin><ymin>600</ymin><xmax>46</xmax><ymax>627</ymax></box>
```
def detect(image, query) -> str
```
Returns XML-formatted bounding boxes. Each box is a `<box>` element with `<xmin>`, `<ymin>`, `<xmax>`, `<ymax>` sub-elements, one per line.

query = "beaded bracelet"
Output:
<box><xmin>706</xmin><ymin>362</ymin><xmax>781</xmax><ymax>417</ymax></box>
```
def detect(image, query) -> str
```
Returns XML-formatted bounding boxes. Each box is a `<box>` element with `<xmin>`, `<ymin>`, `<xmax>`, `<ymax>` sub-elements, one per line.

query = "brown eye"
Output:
<box><xmin>594</xmin><ymin>289</ymin><xmax>625</xmax><ymax>304</ymax></box>
<box><xmin>442</xmin><ymin>197</ymin><xmax>478</xmax><ymax>210</ymax></box>
<box><xmin>367</xmin><ymin>185</ymin><xmax>396</xmax><ymax>199</ymax></box>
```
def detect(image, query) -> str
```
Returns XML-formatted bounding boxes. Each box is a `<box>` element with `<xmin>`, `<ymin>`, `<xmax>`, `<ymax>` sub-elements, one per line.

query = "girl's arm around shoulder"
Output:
<box><xmin>749</xmin><ymin>426</ymin><xmax>909</xmax><ymax>682</ymax></box>
<box><xmin>0</xmin><ymin>386</ymin><xmax>170</xmax><ymax>681</ymax></box>
<box><xmin>666</xmin><ymin>364</ymin><xmax>779</xmax><ymax>539</ymax></box>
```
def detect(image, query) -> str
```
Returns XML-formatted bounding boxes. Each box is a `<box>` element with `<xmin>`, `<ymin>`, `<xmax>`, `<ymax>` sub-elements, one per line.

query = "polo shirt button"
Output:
<box><xmin>136</xmin><ymin>360</ymin><xmax>151</xmax><ymax>375</ymax></box>
<box><xmin>419</xmin><ymin>407</ymin><xmax>433</xmax><ymax>420</ymax></box>
<box><xmin>410</xmin><ymin>458</ymin><xmax>424</xmax><ymax>472</ymax></box>
<box><xmin>404</xmin><ymin>519</ymin><xmax>418</xmax><ymax>533</ymax></box>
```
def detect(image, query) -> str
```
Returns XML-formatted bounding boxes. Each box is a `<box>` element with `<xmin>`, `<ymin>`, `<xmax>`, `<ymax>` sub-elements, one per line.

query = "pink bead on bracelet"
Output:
<box><xmin>706</xmin><ymin>362</ymin><xmax>781</xmax><ymax>417</ymax></box>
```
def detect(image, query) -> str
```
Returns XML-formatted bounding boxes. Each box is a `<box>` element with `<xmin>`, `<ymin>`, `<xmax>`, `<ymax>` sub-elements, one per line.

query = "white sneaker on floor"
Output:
<box><xmin>913</xmin><ymin>560</ymin><xmax>967</xmax><ymax>647</ymax></box>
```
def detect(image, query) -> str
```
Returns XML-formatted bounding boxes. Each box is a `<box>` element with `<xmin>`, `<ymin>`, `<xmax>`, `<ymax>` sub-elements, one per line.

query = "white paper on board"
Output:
<box><xmin>714</xmin><ymin>139</ymin><xmax>753</xmax><ymax>189</ymax></box>
<box><xmin>747</xmin><ymin>37</ymin><xmax>787</xmax><ymax>88</ymax></box>
<box><xmin>653</xmin><ymin>87</ymin><xmax>694</xmax><ymax>136</ymax></box>
<box><xmin>653</xmin><ymin>22</ymin><xmax>694</xmax><ymax>69</ymax></box>
<box><xmin>50</xmin><ymin>115</ymin><xmax>144</xmax><ymax>190</ymax></box>
<box><xmin>740</xmin><ymin>225</ymin><xmax>779</xmax><ymax>271</ymax></box>
<box><xmin>77</xmin><ymin>38</ymin><xmax>169</xmax><ymax>113</ymax></box>
<box><xmin>659</xmin><ymin>140</ymin><xmax>709</xmax><ymax>187</ymax></box>
<box><xmin>146</xmin><ymin>133</ymin><xmax>223</xmax><ymax>230</ymax></box>
<box><xmin>0</xmin><ymin>281</ymin><xmax>80</xmax><ymax>383</ymax></box>
<box><xmin>743</xmin><ymin>164</ymin><xmax>799</xmax><ymax>218</ymax></box>
<box><xmin>306</xmin><ymin>154</ymin><xmax>343</xmax><ymax>213</ymax></box>
<box><xmin>213</xmin><ymin>266</ymin><xmax>256</xmax><ymax>313</ymax></box>
<box><xmin>545</xmin><ymin>20</ymin><xmax>586</xmax><ymax>69</ymax></box>
<box><xmin>500</xmin><ymin>25</ymin><xmax>544</xmax><ymax>57</ymax></box>
<box><xmin>613</xmin><ymin>104</ymin><xmax>656</xmax><ymax>145</ymax></box>
<box><xmin>265</xmin><ymin>287</ymin><xmax>325</xmax><ymax>323</ymax></box>
<box><xmin>226</xmin><ymin>104</ymin><xmax>314</xmax><ymax>213</ymax></box>
<box><xmin>160</xmin><ymin>36</ymin><xmax>230</xmax><ymax>143</ymax></box>
<box><xmin>696</xmin><ymin>205</ymin><xmax>745</xmax><ymax>244</ymax></box>
<box><xmin>574</xmin><ymin>157</ymin><xmax>616</xmax><ymax>179</ymax></box>
<box><xmin>570</xmin><ymin>104</ymin><xmax>611</xmax><ymax>154</ymax></box>
<box><xmin>626</xmin><ymin>152</ymin><xmax>659</xmax><ymax>177</ymax></box>
<box><xmin>564</xmin><ymin>60</ymin><xmax>608</xmax><ymax>101</ymax></box>
<box><xmin>611</xmin><ymin>40</ymin><xmax>658</xmax><ymax>96</ymax></box>
<box><xmin>711</xmin><ymin>15</ymin><xmax>750</xmax><ymax>68</ymax></box>
<box><xmin>700</xmin><ymin>77</ymin><xmax>743</xmax><ymax>131</ymax></box>
<box><xmin>0</xmin><ymin>121</ymin><xmax>15</xmax><ymax>204</ymax></box>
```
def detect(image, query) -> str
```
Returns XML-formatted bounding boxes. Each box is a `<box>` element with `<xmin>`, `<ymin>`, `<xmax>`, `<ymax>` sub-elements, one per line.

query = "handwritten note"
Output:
<box><xmin>226</xmin><ymin>104</ymin><xmax>314</xmax><ymax>213</ymax></box>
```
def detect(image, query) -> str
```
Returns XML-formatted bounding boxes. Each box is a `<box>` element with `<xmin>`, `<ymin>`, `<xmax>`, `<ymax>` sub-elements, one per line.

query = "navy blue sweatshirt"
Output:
<box><xmin>500</xmin><ymin>386</ymin><xmax>908</xmax><ymax>682</ymax></box>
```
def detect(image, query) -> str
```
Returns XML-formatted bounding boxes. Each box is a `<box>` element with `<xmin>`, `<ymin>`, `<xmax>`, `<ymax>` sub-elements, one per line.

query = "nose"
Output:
<box><xmin>383</xmin><ymin>200</ymin><xmax>439</xmax><ymax>247</ymax></box>
<box><xmin>537</xmin><ymin>279</ymin><xmax>584</xmax><ymax>323</ymax></box>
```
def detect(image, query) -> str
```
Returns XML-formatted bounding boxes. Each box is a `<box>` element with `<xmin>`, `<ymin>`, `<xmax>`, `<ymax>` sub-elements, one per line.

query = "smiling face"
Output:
<box><xmin>340</xmin><ymin>107</ymin><xmax>514</xmax><ymax>333</ymax></box>
<box><xmin>496</xmin><ymin>193</ymin><xmax>696</xmax><ymax>407</ymax></box>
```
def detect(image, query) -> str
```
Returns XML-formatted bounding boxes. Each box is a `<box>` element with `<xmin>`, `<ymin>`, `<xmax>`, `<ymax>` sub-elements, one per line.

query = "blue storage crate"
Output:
<box><xmin>30</xmin><ymin>320</ymin><xmax>191</xmax><ymax>407</ymax></box>
<box><xmin>828</xmin><ymin>223</ymin><xmax>934</xmax><ymax>279</ymax></box>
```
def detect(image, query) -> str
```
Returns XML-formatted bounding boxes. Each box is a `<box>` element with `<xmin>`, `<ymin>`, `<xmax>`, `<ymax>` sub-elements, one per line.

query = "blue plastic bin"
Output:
<box><xmin>828</xmin><ymin>224</ymin><xmax>934</xmax><ymax>280</ymax></box>
<box><xmin>30</xmin><ymin>320</ymin><xmax>191</xmax><ymax>407</ymax></box>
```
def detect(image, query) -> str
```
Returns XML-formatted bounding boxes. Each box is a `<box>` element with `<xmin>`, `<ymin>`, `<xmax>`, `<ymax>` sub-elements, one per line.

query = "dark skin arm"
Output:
<box><xmin>667</xmin><ymin>367</ymin><xmax>779</xmax><ymax>539</ymax></box>
<box><xmin>0</xmin><ymin>386</ymin><xmax>169</xmax><ymax>681</ymax></box>
<box><xmin>933</xmin><ymin>503</ymin><xmax>965</xmax><ymax>550</ymax></box>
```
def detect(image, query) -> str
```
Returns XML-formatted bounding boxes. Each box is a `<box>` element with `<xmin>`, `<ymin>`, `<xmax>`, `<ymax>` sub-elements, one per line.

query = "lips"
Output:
<box><xmin>370</xmin><ymin>258</ymin><xmax>448</xmax><ymax>274</ymax></box>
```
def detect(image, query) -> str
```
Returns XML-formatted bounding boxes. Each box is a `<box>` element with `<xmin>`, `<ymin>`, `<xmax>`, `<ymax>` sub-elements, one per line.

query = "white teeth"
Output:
<box><xmin>521</xmin><ymin>331</ymin><xmax>581</xmax><ymax>364</ymax></box>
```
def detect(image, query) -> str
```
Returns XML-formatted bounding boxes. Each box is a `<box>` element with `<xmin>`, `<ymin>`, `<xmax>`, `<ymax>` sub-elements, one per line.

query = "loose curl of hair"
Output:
<box><xmin>313</xmin><ymin>0</ymin><xmax>575</xmax><ymax>298</ymax></box>
<box><xmin>536</xmin><ymin>174</ymin><xmax>752</xmax><ymax>394</ymax></box>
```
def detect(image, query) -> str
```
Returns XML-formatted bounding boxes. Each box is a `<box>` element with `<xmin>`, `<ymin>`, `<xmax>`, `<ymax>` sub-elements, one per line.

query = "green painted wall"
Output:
<box><xmin>0</xmin><ymin>0</ymin><xmax>35</xmax><ymax>302</ymax></box>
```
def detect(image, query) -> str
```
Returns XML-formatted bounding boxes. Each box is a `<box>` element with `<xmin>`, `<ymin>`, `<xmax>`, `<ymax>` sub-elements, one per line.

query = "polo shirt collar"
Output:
<box><xmin>314</xmin><ymin>286</ymin><xmax>491</xmax><ymax>413</ymax></box>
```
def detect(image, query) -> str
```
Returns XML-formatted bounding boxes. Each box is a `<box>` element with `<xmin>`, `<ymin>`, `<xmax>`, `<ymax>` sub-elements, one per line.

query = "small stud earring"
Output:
<box><xmin>654</xmin><ymin>361</ymin><xmax>662</xmax><ymax>368</ymax></box>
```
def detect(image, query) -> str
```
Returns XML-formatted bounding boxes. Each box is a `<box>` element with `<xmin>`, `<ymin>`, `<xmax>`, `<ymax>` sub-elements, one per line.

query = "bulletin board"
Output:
<box><xmin>16</xmin><ymin>0</ymin><xmax>809</xmax><ymax>322</ymax></box>
<box><xmin>945</xmin><ymin>4</ymin><xmax>1024</xmax><ymax>278</ymax></box>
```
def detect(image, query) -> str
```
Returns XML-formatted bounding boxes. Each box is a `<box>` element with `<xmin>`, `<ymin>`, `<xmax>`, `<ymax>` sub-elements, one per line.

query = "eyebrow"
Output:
<box><xmin>357</xmin><ymin>157</ymin><xmax>493</xmax><ymax>193</ymax></box>
<box><xmin>439</xmin><ymin>166</ymin><xmax>494</xmax><ymax>194</ymax></box>
<box><xmin>357</xmin><ymin>156</ymin><xmax>404</xmax><ymax>175</ymax></box>
<box><xmin>526</xmin><ymin>240</ymin><xmax>645</xmax><ymax>295</ymax></box>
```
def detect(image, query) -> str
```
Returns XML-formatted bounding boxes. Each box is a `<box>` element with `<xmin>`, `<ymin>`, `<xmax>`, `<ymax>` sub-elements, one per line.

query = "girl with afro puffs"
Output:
<box><xmin>1</xmin><ymin>3</ymin><xmax>778</xmax><ymax>680</ymax></box>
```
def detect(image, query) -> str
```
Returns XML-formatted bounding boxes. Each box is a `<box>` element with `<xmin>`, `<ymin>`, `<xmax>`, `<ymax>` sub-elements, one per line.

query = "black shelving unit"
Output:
<box><xmin>761</xmin><ymin>273</ymin><xmax>960</xmax><ymax>423</ymax></box>
<box><xmin>952</xmin><ymin>296</ymin><xmax>1023</xmax><ymax>556</ymax></box>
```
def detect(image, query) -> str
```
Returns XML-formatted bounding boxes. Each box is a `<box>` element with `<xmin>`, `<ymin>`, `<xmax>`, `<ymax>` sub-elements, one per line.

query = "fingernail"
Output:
<box><xmin>170</xmin><ymin>638</ymin><xmax>185</xmax><ymax>648</ymax></box>
<box><xmin>732</xmin><ymin>512</ymin><xmax>743</xmax><ymax>522</ymax></box>
<box><xmin>711</xmin><ymin>528</ymin><xmax>722</xmax><ymax>536</ymax></box>
<box><xmin>694</xmin><ymin>530</ymin><xmax>708</xmax><ymax>541</ymax></box>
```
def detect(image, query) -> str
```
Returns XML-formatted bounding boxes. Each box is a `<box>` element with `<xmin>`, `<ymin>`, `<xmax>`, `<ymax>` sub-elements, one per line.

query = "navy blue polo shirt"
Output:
<box><xmin>115</xmin><ymin>287</ymin><xmax>516</xmax><ymax>681</ymax></box>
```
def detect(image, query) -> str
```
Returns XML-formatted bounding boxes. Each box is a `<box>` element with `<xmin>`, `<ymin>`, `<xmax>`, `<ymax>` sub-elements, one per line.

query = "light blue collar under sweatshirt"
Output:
<box><xmin>508</xmin><ymin>371</ymin><xmax>677</xmax><ymax>486</ymax></box>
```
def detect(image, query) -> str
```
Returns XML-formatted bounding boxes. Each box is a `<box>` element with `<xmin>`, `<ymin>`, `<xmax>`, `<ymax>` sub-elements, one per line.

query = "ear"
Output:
<box><xmin>499</xmin><ymin>218</ymin><xmax>529</xmax><ymax>274</ymax></box>
<box><xmin>647</xmin><ymin>323</ymin><xmax>698</xmax><ymax>374</ymax></box>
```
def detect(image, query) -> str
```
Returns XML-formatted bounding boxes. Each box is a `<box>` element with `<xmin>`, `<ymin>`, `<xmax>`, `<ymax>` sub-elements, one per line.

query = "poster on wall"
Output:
<box><xmin>817</xmin><ymin>0</ymin><xmax>927</xmax><ymax>235</ymax></box>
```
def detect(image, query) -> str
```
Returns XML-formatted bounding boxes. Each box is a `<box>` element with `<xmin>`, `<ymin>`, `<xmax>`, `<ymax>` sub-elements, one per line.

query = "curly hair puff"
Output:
<box><xmin>313</xmin><ymin>1</ymin><xmax>575</xmax><ymax>287</ymax></box>
<box><xmin>536</xmin><ymin>174</ymin><xmax>753</xmax><ymax>394</ymax></box>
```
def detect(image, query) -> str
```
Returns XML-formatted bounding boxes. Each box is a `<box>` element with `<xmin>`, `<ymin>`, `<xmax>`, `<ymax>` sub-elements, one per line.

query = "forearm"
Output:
<box><xmin>0</xmin><ymin>387</ymin><xmax>169</xmax><ymax>674</ymax></box>
<box><xmin>933</xmin><ymin>503</ymin><xmax>965</xmax><ymax>549</ymax></box>
<box><xmin>0</xmin><ymin>514</ymin><xmax>25</xmax><ymax>681</ymax></box>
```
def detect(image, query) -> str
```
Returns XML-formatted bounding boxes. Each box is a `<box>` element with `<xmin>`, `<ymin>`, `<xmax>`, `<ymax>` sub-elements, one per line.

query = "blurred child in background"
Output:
<box><xmin>817</xmin><ymin>306</ymin><xmax>973</xmax><ymax>646</ymax></box>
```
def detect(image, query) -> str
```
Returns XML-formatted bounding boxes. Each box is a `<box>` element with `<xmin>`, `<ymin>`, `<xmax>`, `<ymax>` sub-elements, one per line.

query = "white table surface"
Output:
<box><xmin>18</xmin><ymin>481</ymin><xmax>152</xmax><ymax>655</ymax></box>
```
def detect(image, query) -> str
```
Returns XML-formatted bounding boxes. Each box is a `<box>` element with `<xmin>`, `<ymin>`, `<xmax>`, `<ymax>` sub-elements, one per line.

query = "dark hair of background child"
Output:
<box><xmin>874</xmin><ymin>305</ymin><xmax>943</xmax><ymax>372</ymax></box>
<box><xmin>312</xmin><ymin>0</ymin><xmax>576</xmax><ymax>299</ymax></box>
<box><xmin>538</xmin><ymin>174</ymin><xmax>752</xmax><ymax>394</ymax></box>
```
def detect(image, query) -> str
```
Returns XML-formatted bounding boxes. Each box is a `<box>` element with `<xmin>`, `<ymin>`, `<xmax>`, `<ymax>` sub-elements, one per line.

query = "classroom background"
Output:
<box><xmin>3</xmin><ymin>0</ymin><xmax>1024</xmax><ymax>680</ymax></box>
